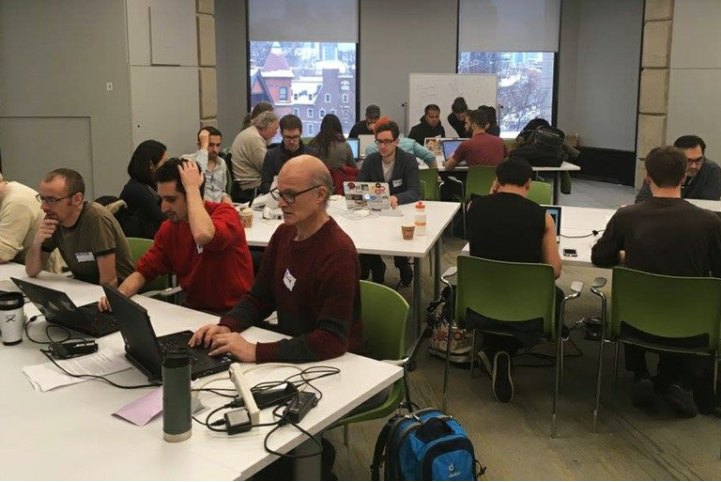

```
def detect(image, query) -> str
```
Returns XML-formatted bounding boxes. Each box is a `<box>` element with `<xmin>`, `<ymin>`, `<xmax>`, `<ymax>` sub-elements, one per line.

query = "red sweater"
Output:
<box><xmin>454</xmin><ymin>132</ymin><xmax>508</xmax><ymax>167</ymax></box>
<box><xmin>136</xmin><ymin>201</ymin><xmax>254</xmax><ymax>313</ymax></box>
<box><xmin>219</xmin><ymin>218</ymin><xmax>364</xmax><ymax>363</ymax></box>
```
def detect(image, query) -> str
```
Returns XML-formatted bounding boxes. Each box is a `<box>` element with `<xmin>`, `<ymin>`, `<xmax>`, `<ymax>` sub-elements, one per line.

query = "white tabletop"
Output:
<box><xmin>0</xmin><ymin>264</ymin><xmax>402</xmax><ymax>480</ymax></box>
<box><xmin>436</xmin><ymin>160</ymin><xmax>581</xmax><ymax>173</ymax></box>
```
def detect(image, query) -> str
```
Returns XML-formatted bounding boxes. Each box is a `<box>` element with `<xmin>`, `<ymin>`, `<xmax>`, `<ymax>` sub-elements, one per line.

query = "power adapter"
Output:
<box><xmin>283</xmin><ymin>391</ymin><xmax>318</xmax><ymax>425</ymax></box>
<box><xmin>48</xmin><ymin>340</ymin><xmax>98</xmax><ymax>359</ymax></box>
<box><xmin>224</xmin><ymin>407</ymin><xmax>253</xmax><ymax>435</ymax></box>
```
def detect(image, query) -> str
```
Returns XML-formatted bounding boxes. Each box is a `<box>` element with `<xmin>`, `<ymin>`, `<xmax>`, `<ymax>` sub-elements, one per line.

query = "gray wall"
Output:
<box><xmin>0</xmin><ymin>0</ymin><xmax>132</xmax><ymax>198</ymax></box>
<box><xmin>216</xmin><ymin>0</ymin><xmax>249</xmax><ymax>139</ymax></box>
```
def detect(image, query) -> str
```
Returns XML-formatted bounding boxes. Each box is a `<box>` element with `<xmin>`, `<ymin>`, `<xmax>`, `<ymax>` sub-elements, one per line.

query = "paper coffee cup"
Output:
<box><xmin>240</xmin><ymin>209</ymin><xmax>254</xmax><ymax>228</ymax></box>
<box><xmin>401</xmin><ymin>224</ymin><xmax>415</xmax><ymax>240</ymax></box>
<box><xmin>0</xmin><ymin>292</ymin><xmax>25</xmax><ymax>345</ymax></box>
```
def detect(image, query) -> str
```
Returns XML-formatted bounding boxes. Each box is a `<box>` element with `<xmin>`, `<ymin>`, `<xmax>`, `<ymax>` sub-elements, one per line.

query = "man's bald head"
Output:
<box><xmin>280</xmin><ymin>155</ymin><xmax>333</xmax><ymax>205</ymax></box>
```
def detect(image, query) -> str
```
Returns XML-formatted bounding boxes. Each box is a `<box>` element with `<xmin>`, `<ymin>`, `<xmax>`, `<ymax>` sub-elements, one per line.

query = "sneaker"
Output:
<box><xmin>397</xmin><ymin>259</ymin><xmax>413</xmax><ymax>286</ymax></box>
<box><xmin>665</xmin><ymin>384</ymin><xmax>698</xmax><ymax>418</ymax></box>
<box><xmin>492</xmin><ymin>351</ymin><xmax>514</xmax><ymax>403</ymax></box>
<box><xmin>478</xmin><ymin>350</ymin><xmax>493</xmax><ymax>376</ymax></box>
<box><xmin>631</xmin><ymin>378</ymin><xmax>655</xmax><ymax>409</ymax></box>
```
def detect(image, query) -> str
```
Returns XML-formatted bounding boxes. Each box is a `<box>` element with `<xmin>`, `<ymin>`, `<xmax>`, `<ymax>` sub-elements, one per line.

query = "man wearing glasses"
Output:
<box><xmin>357</xmin><ymin>117</ymin><xmax>421</xmax><ymax>286</ymax></box>
<box><xmin>258</xmin><ymin>114</ymin><xmax>318</xmax><ymax>194</ymax></box>
<box><xmin>25</xmin><ymin>168</ymin><xmax>134</xmax><ymax>286</ymax></box>
<box><xmin>0</xmin><ymin>172</ymin><xmax>45</xmax><ymax>265</ymax></box>
<box><xmin>190</xmin><ymin>155</ymin><xmax>364</xmax><ymax>363</ymax></box>
<box><xmin>635</xmin><ymin>135</ymin><xmax>721</xmax><ymax>203</ymax></box>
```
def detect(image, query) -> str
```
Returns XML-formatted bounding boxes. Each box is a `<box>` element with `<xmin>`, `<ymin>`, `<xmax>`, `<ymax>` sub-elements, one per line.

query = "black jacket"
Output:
<box><xmin>358</xmin><ymin>149</ymin><xmax>421</xmax><ymax>205</ymax></box>
<box><xmin>349</xmin><ymin>120</ymin><xmax>374</xmax><ymax>139</ymax></box>
<box><xmin>635</xmin><ymin>159</ymin><xmax>721</xmax><ymax>203</ymax></box>
<box><xmin>259</xmin><ymin>142</ymin><xmax>319</xmax><ymax>194</ymax></box>
<box><xmin>408</xmin><ymin>116</ymin><xmax>446</xmax><ymax>145</ymax></box>
<box><xmin>447</xmin><ymin>113</ymin><xmax>469</xmax><ymax>138</ymax></box>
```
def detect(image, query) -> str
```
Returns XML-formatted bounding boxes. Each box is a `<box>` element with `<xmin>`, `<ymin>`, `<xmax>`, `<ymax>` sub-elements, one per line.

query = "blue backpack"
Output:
<box><xmin>371</xmin><ymin>408</ymin><xmax>484</xmax><ymax>480</ymax></box>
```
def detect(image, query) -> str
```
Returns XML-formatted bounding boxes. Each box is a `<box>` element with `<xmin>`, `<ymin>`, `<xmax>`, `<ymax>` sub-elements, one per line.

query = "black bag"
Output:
<box><xmin>512</xmin><ymin>126</ymin><xmax>566</xmax><ymax>167</ymax></box>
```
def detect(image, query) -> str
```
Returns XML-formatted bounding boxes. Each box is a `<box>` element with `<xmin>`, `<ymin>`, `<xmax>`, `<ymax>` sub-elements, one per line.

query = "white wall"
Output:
<box><xmin>215</xmin><ymin>0</ymin><xmax>249</xmax><ymax>139</ymax></box>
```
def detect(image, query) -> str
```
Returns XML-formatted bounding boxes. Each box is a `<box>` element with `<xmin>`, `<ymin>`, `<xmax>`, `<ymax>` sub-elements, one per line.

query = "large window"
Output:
<box><xmin>458</xmin><ymin>52</ymin><xmax>555</xmax><ymax>136</ymax></box>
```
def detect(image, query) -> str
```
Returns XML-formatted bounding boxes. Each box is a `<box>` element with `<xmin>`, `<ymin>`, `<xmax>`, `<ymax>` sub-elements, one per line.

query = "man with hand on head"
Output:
<box><xmin>25</xmin><ymin>168</ymin><xmax>133</xmax><ymax>285</ymax></box>
<box><xmin>98</xmin><ymin>158</ymin><xmax>253</xmax><ymax>315</ymax></box>
<box><xmin>189</xmin><ymin>155</ymin><xmax>364</xmax><ymax>363</ymax></box>
<box><xmin>182</xmin><ymin>127</ymin><xmax>232</xmax><ymax>204</ymax></box>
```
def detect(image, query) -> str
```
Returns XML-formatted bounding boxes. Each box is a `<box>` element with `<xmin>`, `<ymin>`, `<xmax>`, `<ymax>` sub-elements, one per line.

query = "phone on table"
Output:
<box><xmin>563</xmin><ymin>248</ymin><xmax>578</xmax><ymax>258</ymax></box>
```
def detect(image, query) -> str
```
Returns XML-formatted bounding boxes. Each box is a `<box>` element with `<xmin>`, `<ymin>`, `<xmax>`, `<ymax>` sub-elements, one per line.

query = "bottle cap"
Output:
<box><xmin>415</xmin><ymin>201</ymin><xmax>425</xmax><ymax>209</ymax></box>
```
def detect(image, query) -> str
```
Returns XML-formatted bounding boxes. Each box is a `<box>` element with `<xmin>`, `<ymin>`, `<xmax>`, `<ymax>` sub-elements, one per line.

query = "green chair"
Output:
<box><xmin>528</xmin><ymin>180</ymin><xmax>553</xmax><ymax>204</ymax></box>
<box><xmin>464</xmin><ymin>166</ymin><xmax>496</xmax><ymax>202</ymax></box>
<box><xmin>333</xmin><ymin>280</ymin><xmax>412</xmax><ymax>445</ymax></box>
<box><xmin>418</xmin><ymin>168</ymin><xmax>440</xmax><ymax>201</ymax></box>
<box><xmin>590</xmin><ymin>268</ymin><xmax>721</xmax><ymax>439</ymax></box>
<box><xmin>441</xmin><ymin>256</ymin><xmax>582</xmax><ymax>437</ymax></box>
<box><xmin>126</xmin><ymin>237</ymin><xmax>170</xmax><ymax>293</ymax></box>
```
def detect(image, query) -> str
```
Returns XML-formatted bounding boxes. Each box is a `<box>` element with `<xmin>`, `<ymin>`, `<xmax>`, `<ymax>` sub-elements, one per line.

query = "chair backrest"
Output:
<box><xmin>465</xmin><ymin>166</ymin><xmax>496</xmax><ymax>201</ymax></box>
<box><xmin>611</xmin><ymin>267</ymin><xmax>721</xmax><ymax>351</ymax></box>
<box><xmin>418</xmin><ymin>168</ymin><xmax>440</xmax><ymax>201</ymax></box>
<box><xmin>456</xmin><ymin>256</ymin><xmax>556</xmax><ymax>337</ymax></box>
<box><xmin>528</xmin><ymin>180</ymin><xmax>553</xmax><ymax>205</ymax></box>
<box><xmin>126</xmin><ymin>237</ymin><xmax>169</xmax><ymax>292</ymax></box>
<box><xmin>360</xmin><ymin>280</ymin><xmax>409</xmax><ymax>361</ymax></box>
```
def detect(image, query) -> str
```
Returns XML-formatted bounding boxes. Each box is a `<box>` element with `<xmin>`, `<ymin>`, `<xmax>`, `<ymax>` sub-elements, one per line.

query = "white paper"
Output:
<box><xmin>23</xmin><ymin>348</ymin><xmax>132</xmax><ymax>392</ymax></box>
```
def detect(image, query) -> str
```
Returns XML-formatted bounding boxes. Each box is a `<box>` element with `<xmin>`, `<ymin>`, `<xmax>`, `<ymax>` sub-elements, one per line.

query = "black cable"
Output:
<box><xmin>560</xmin><ymin>229</ymin><xmax>604</xmax><ymax>239</ymax></box>
<box><xmin>263</xmin><ymin>403</ymin><xmax>323</xmax><ymax>459</ymax></box>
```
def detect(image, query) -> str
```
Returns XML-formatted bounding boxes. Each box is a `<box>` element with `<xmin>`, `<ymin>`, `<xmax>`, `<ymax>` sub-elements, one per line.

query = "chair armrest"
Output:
<box><xmin>590</xmin><ymin>277</ymin><xmax>607</xmax><ymax>297</ymax></box>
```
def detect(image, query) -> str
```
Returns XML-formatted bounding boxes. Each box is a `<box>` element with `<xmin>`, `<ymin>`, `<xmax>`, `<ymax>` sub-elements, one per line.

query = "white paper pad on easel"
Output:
<box><xmin>23</xmin><ymin>348</ymin><xmax>132</xmax><ymax>392</ymax></box>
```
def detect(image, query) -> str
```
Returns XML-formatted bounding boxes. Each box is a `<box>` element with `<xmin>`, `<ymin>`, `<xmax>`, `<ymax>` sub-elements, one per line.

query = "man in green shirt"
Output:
<box><xmin>25</xmin><ymin>168</ymin><xmax>134</xmax><ymax>286</ymax></box>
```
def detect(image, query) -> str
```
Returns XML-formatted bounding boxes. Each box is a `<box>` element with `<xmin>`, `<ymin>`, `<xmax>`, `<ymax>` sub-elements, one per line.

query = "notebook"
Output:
<box><xmin>102</xmin><ymin>285</ymin><xmax>232</xmax><ymax>381</ymax></box>
<box><xmin>11</xmin><ymin>277</ymin><xmax>118</xmax><ymax>337</ymax></box>
<box><xmin>343</xmin><ymin>181</ymin><xmax>392</xmax><ymax>211</ymax></box>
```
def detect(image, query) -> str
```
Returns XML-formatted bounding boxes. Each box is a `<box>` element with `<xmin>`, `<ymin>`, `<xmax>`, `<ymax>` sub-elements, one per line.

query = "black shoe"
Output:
<box><xmin>360</xmin><ymin>264</ymin><xmax>370</xmax><ymax>281</ymax></box>
<box><xmin>694</xmin><ymin>384</ymin><xmax>720</xmax><ymax>415</ymax></box>
<box><xmin>665</xmin><ymin>384</ymin><xmax>698</xmax><ymax>418</ymax></box>
<box><xmin>397</xmin><ymin>259</ymin><xmax>413</xmax><ymax>286</ymax></box>
<box><xmin>371</xmin><ymin>259</ymin><xmax>386</xmax><ymax>284</ymax></box>
<box><xmin>492</xmin><ymin>351</ymin><xmax>513</xmax><ymax>403</ymax></box>
<box><xmin>631</xmin><ymin>378</ymin><xmax>655</xmax><ymax>409</ymax></box>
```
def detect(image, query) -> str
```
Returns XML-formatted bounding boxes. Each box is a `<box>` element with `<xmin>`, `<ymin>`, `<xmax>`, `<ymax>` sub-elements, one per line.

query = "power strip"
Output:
<box><xmin>229</xmin><ymin>363</ymin><xmax>260</xmax><ymax>426</ymax></box>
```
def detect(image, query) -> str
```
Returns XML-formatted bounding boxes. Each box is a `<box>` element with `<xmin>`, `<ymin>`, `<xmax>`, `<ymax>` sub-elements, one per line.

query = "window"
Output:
<box><xmin>308</xmin><ymin>123</ymin><xmax>314</xmax><ymax>135</ymax></box>
<box><xmin>342</xmin><ymin>93</ymin><xmax>349</xmax><ymax>104</ymax></box>
<box><xmin>308</xmin><ymin>108</ymin><xmax>314</xmax><ymax>119</ymax></box>
<box><xmin>325</xmin><ymin>93</ymin><xmax>331</xmax><ymax>103</ymax></box>
<box><xmin>279</xmin><ymin>86</ymin><xmax>288</xmax><ymax>101</ymax></box>
<box><xmin>330</xmin><ymin>109</ymin><xmax>337</xmax><ymax>115</ymax></box>
<box><xmin>319</xmin><ymin>109</ymin><xmax>326</xmax><ymax>118</ymax></box>
<box><xmin>458</xmin><ymin>52</ymin><xmax>554</xmax><ymax>136</ymax></box>
<box><xmin>293</xmin><ymin>108</ymin><xmax>300</xmax><ymax>116</ymax></box>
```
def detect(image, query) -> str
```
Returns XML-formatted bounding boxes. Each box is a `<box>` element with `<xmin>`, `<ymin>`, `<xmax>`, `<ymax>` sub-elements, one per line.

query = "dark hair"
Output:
<box><xmin>479</xmin><ymin>105</ymin><xmax>497</xmax><ymax>126</ymax></box>
<box><xmin>373</xmin><ymin>117</ymin><xmax>400</xmax><ymax>139</ymax></box>
<box><xmin>241</xmin><ymin>101</ymin><xmax>274</xmax><ymax>130</ymax></box>
<box><xmin>645</xmin><ymin>146</ymin><xmax>687</xmax><ymax>188</ymax></box>
<box><xmin>673</xmin><ymin>135</ymin><xmax>706</xmax><ymax>153</ymax></box>
<box><xmin>424</xmin><ymin>104</ymin><xmax>441</xmax><ymax>115</ymax></box>
<box><xmin>451</xmin><ymin>97</ymin><xmax>468</xmax><ymax>114</ymax></box>
<box><xmin>44</xmin><ymin>168</ymin><xmax>86</xmax><ymax>198</ymax></box>
<box><xmin>522</xmin><ymin>117</ymin><xmax>550</xmax><ymax>132</ymax></box>
<box><xmin>279</xmin><ymin>114</ymin><xmax>303</xmax><ymax>132</ymax></box>
<box><xmin>467</xmin><ymin>109</ymin><xmax>489</xmax><ymax>129</ymax></box>
<box><xmin>310</xmin><ymin>113</ymin><xmax>345</xmax><ymax>157</ymax></box>
<box><xmin>496</xmin><ymin>157</ymin><xmax>533</xmax><ymax>187</ymax></box>
<box><xmin>127</xmin><ymin>140</ymin><xmax>167</xmax><ymax>186</ymax></box>
<box><xmin>155</xmin><ymin>158</ymin><xmax>205</xmax><ymax>197</ymax></box>
<box><xmin>198</xmin><ymin>126</ymin><xmax>222</xmax><ymax>138</ymax></box>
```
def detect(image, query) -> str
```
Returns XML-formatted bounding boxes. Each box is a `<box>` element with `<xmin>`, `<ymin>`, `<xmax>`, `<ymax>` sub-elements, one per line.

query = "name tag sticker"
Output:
<box><xmin>283</xmin><ymin>269</ymin><xmax>296</xmax><ymax>292</ymax></box>
<box><xmin>75</xmin><ymin>252</ymin><xmax>95</xmax><ymax>263</ymax></box>
<box><xmin>392</xmin><ymin>179</ymin><xmax>403</xmax><ymax>188</ymax></box>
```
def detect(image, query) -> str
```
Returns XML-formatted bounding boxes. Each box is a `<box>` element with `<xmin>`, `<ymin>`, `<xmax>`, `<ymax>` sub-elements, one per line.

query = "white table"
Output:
<box><xmin>0</xmin><ymin>264</ymin><xmax>402</xmax><ymax>480</ymax></box>
<box><xmin>243</xmin><ymin>199</ymin><xmax>460</xmax><ymax>332</ymax></box>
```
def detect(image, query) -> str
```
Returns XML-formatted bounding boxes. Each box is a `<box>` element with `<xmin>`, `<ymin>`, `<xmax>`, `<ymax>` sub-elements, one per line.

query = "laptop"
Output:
<box><xmin>102</xmin><ymin>284</ymin><xmax>233</xmax><ymax>381</ymax></box>
<box><xmin>343</xmin><ymin>181</ymin><xmax>392</xmax><ymax>211</ymax></box>
<box><xmin>424</xmin><ymin>137</ymin><xmax>457</xmax><ymax>157</ymax></box>
<box><xmin>358</xmin><ymin>134</ymin><xmax>375</xmax><ymax>159</ymax></box>
<box><xmin>11</xmin><ymin>277</ymin><xmax>119</xmax><ymax>337</ymax></box>
<box><xmin>441</xmin><ymin>139</ymin><xmax>466</xmax><ymax>165</ymax></box>
<box><xmin>542</xmin><ymin>205</ymin><xmax>563</xmax><ymax>242</ymax></box>
<box><xmin>347</xmin><ymin>138</ymin><xmax>360</xmax><ymax>160</ymax></box>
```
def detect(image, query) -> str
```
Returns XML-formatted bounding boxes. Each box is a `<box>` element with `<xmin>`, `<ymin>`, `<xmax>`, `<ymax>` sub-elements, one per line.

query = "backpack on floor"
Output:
<box><xmin>371</xmin><ymin>408</ymin><xmax>484</xmax><ymax>481</ymax></box>
<box><xmin>427</xmin><ymin>285</ymin><xmax>472</xmax><ymax>364</ymax></box>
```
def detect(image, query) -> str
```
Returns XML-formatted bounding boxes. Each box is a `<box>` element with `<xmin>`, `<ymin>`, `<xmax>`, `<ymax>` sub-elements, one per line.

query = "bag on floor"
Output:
<box><xmin>427</xmin><ymin>285</ymin><xmax>472</xmax><ymax>364</ymax></box>
<box><xmin>371</xmin><ymin>408</ymin><xmax>484</xmax><ymax>481</ymax></box>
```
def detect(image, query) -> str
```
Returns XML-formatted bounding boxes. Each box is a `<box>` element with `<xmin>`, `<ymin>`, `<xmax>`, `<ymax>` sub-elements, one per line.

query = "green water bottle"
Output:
<box><xmin>162</xmin><ymin>349</ymin><xmax>192</xmax><ymax>442</ymax></box>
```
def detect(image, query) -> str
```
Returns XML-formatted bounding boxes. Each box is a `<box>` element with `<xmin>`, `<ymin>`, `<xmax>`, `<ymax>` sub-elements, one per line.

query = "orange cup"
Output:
<box><xmin>401</xmin><ymin>224</ymin><xmax>415</xmax><ymax>240</ymax></box>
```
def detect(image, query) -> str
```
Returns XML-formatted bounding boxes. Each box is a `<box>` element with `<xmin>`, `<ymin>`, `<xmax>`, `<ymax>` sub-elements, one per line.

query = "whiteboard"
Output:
<box><xmin>408</xmin><ymin>73</ymin><xmax>497</xmax><ymax>130</ymax></box>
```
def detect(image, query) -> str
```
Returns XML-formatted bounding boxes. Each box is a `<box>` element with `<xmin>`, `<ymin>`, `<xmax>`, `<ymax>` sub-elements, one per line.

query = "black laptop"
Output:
<box><xmin>11</xmin><ymin>277</ymin><xmax>118</xmax><ymax>337</ymax></box>
<box><xmin>102</xmin><ymin>285</ymin><xmax>232</xmax><ymax>381</ymax></box>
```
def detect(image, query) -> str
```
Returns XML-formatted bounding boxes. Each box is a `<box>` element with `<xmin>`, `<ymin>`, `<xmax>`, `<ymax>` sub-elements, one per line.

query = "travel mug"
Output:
<box><xmin>162</xmin><ymin>349</ymin><xmax>192</xmax><ymax>442</ymax></box>
<box><xmin>0</xmin><ymin>292</ymin><xmax>25</xmax><ymax>345</ymax></box>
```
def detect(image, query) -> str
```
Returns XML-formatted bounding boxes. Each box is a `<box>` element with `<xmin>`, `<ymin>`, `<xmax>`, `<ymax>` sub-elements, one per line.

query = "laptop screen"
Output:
<box><xmin>343</xmin><ymin>181</ymin><xmax>391</xmax><ymax>211</ymax></box>
<box><xmin>543</xmin><ymin>205</ymin><xmax>562</xmax><ymax>238</ymax></box>
<box><xmin>358</xmin><ymin>135</ymin><xmax>375</xmax><ymax>157</ymax></box>
<box><xmin>441</xmin><ymin>139</ymin><xmax>464</xmax><ymax>161</ymax></box>
<box><xmin>347</xmin><ymin>138</ymin><xmax>360</xmax><ymax>159</ymax></box>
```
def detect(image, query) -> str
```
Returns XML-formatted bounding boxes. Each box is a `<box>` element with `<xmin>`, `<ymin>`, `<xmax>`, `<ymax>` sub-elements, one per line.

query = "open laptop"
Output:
<box><xmin>542</xmin><ymin>205</ymin><xmax>563</xmax><ymax>242</ymax></box>
<box><xmin>11</xmin><ymin>277</ymin><xmax>118</xmax><ymax>337</ymax></box>
<box><xmin>102</xmin><ymin>284</ymin><xmax>233</xmax><ymax>381</ymax></box>
<box><xmin>441</xmin><ymin>139</ymin><xmax>467</xmax><ymax>165</ymax></box>
<box><xmin>358</xmin><ymin>134</ymin><xmax>375</xmax><ymax>159</ymax></box>
<box><xmin>343</xmin><ymin>181</ymin><xmax>392</xmax><ymax>211</ymax></box>
<box><xmin>347</xmin><ymin>138</ymin><xmax>360</xmax><ymax>160</ymax></box>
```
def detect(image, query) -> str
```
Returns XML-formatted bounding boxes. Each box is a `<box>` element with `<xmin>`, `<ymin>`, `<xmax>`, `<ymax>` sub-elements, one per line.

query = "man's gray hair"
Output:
<box><xmin>310</xmin><ymin>168</ymin><xmax>333</xmax><ymax>207</ymax></box>
<box><xmin>252</xmin><ymin>111</ymin><xmax>279</xmax><ymax>130</ymax></box>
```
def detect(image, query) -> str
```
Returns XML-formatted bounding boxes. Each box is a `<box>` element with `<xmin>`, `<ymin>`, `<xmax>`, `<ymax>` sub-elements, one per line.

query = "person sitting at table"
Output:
<box><xmin>444</xmin><ymin>109</ymin><xmax>508</xmax><ymax>171</ymax></box>
<box><xmin>181</xmin><ymin>127</ymin><xmax>232</xmax><ymax>204</ymax></box>
<box><xmin>230</xmin><ymin>111</ymin><xmax>280</xmax><ymax>203</ymax></box>
<box><xmin>365</xmin><ymin>116</ymin><xmax>437</xmax><ymax>168</ymax></box>
<box><xmin>592</xmin><ymin>146</ymin><xmax>721</xmax><ymax>417</ymax></box>
<box><xmin>349</xmin><ymin>104</ymin><xmax>381</xmax><ymax>138</ymax></box>
<box><xmin>189</xmin><ymin>155</ymin><xmax>364</xmax><ymax>363</ymax></box>
<box><xmin>447</xmin><ymin>96</ymin><xmax>469</xmax><ymax>138</ymax></box>
<box><xmin>98</xmin><ymin>158</ymin><xmax>254</xmax><ymax>315</ymax></box>
<box><xmin>635</xmin><ymin>135</ymin><xmax>721</xmax><ymax>203</ymax></box>
<box><xmin>407</xmin><ymin>103</ymin><xmax>446</xmax><ymax>146</ymax></box>
<box><xmin>309</xmin><ymin>113</ymin><xmax>357</xmax><ymax>169</ymax></box>
<box><xmin>466</xmin><ymin>157</ymin><xmax>563</xmax><ymax>403</ymax></box>
<box><xmin>26</xmin><ymin>168</ymin><xmax>134</xmax><ymax>286</ymax></box>
<box><xmin>358</xmin><ymin>117</ymin><xmax>421</xmax><ymax>286</ymax></box>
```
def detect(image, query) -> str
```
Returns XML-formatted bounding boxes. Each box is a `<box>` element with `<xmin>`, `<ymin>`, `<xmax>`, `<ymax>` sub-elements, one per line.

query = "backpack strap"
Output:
<box><xmin>370</xmin><ymin>420</ymin><xmax>394</xmax><ymax>480</ymax></box>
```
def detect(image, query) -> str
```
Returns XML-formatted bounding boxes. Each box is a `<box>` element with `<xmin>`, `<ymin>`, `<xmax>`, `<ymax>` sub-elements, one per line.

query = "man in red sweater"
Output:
<box><xmin>190</xmin><ymin>155</ymin><xmax>364</xmax><ymax>363</ymax></box>
<box><xmin>444</xmin><ymin>109</ymin><xmax>508</xmax><ymax>170</ymax></box>
<box><xmin>98</xmin><ymin>158</ymin><xmax>254</xmax><ymax>314</ymax></box>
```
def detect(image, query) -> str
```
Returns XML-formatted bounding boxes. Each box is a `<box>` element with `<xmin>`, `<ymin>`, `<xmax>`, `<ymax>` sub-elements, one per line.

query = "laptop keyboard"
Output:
<box><xmin>158</xmin><ymin>337</ymin><xmax>201</xmax><ymax>365</ymax></box>
<box><xmin>78</xmin><ymin>305</ymin><xmax>119</xmax><ymax>337</ymax></box>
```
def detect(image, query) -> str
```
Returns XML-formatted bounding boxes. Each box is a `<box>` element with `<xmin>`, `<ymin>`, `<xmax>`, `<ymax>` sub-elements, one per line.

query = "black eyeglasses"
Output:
<box><xmin>36</xmin><ymin>193</ymin><xmax>73</xmax><ymax>204</ymax></box>
<box><xmin>687</xmin><ymin>156</ymin><xmax>705</xmax><ymax>165</ymax></box>
<box><xmin>270</xmin><ymin>185</ymin><xmax>322</xmax><ymax>204</ymax></box>
<box><xmin>282</xmin><ymin>135</ymin><xmax>301</xmax><ymax>141</ymax></box>
<box><xmin>375</xmin><ymin>138</ymin><xmax>397</xmax><ymax>146</ymax></box>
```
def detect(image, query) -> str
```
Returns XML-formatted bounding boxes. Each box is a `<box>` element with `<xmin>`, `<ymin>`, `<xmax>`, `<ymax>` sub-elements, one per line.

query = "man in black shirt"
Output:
<box><xmin>408</xmin><ymin>104</ymin><xmax>446</xmax><ymax>145</ymax></box>
<box><xmin>348</xmin><ymin>104</ymin><xmax>380</xmax><ymax>139</ymax></box>
<box><xmin>635</xmin><ymin>135</ymin><xmax>721</xmax><ymax>203</ymax></box>
<box><xmin>466</xmin><ymin>157</ymin><xmax>562</xmax><ymax>403</ymax></box>
<box><xmin>259</xmin><ymin>115</ymin><xmax>318</xmax><ymax>194</ymax></box>
<box><xmin>593</xmin><ymin>146</ymin><xmax>721</xmax><ymax>417</ymax></box>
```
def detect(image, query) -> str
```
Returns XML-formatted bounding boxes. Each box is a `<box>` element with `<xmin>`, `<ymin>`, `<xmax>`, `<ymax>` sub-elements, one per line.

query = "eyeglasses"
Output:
<box><xmin>270</xmin><ymin>185</ymin><xmax>322</xmax><ymax>204</ymax></box>
<box><xmin>282</xmin><ymin>135</ymin><xmax>301</xmax><ymax>141</ymax></box>
<box><xmin>36</xmin><ymin>193</ymin><xmax>73</xmax><ymax>204</ymax></box>
<box><xmin>687</xmin><ymin>156</ymin><xmax>705</xmax><ymax>165</ymax></box>
<box><xmin>375</xmin><ymin>138</ymin><xmax>397</xmax><ymax>146</ymax></box>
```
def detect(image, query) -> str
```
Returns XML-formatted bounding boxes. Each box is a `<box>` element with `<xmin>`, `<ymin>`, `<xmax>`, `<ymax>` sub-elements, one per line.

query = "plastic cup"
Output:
<box><xmin>401</xmin><ymin>224</ymin><xmax>415</xmax><ymax>240</ymax></box>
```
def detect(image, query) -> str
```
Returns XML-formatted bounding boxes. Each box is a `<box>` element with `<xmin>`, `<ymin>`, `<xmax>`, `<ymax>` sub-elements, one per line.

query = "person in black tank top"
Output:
<box><xmin>465</xmin><ymin>157</ymin><xmax>563</xmax><ymax>403</ymax></box>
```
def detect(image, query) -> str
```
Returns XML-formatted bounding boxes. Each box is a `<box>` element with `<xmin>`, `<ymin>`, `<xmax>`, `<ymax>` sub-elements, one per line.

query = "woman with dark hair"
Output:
<box><xmin>119</xmin><ymin>139</ymin><xmax>168</xmax><ymax>239</ymax></box>
<box><xmin>309</xmin><ymin>114</ymin><xmax>356</xmax><ymax>169</ymax></box>
<box><xmin>479</xmin><ymin>105</ymin><xmax>501</xmax><ymax>137</ymax></box>
<box><xmin>448</xmin><ymin>96</ymin><xmax>469</xmax><ymax>138</ymax></box>
<box><xmin>240</xmin><ymin>101</ymin><xmax>274</xmax><ymax>131</ymax></box>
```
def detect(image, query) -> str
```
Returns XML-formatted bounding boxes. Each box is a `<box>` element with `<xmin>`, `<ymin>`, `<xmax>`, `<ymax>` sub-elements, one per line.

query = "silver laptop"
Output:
<box><xmin>441</xmin><ymin>139</ymin><xmax>467</xmax><ymax>165</ymax></box>
<box><xmin>343</xmin><ymin>181</ymin><xmax>391</xmax><ymax>211</ymax></box>
<box><xmin>358</xmin><ymin>134</ymin><xmax>375</xmax><ymax>159</ymax></box>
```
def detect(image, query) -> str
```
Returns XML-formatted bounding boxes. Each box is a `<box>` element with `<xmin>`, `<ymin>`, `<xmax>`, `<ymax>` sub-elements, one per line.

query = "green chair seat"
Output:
<box><xmin>126</xmin><ymin>237</ymin><xmax>170</xmax><ymax>293</ymax></box>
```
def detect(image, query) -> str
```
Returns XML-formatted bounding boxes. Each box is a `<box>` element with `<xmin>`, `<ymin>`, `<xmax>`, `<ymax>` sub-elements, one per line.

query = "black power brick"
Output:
<box><xmin>283</xmin><ymin>391</ymin><xmax>318</xmax><ymax>424</ymax></box>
